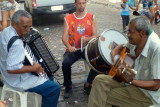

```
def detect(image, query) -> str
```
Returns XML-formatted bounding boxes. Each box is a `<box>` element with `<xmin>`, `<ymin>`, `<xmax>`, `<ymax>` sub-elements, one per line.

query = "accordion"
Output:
<box><xmin>23</xmin><ymin>28</ymin><xmax>59</xmax><ymax>78</ymax></box>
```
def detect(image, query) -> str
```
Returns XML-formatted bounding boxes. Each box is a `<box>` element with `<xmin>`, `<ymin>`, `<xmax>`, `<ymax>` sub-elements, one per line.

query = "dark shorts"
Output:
<box><xmin>142</xmin><ymin>0</ymin><xmax>154</xmax><ymax>9</ymax></box>
<box><xmin>1</xmin><ymin>1</ymin><xmax>16</xmax><ymax>11</ymax></box>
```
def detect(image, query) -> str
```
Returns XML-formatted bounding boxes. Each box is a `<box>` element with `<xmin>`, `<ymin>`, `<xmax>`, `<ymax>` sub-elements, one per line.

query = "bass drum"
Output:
<box><xmin>85</xmin><ymin>29</ymin><xmax>128</xmax><ymax>74</ymax></box>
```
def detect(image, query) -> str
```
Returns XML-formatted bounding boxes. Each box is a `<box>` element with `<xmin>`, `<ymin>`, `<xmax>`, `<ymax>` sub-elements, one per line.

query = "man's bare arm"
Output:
<box><xmin>132</xmin><ymin>79</ymin><xmax>160</xmax><ymax>91</ymax></box>
<box><xmin>82</xmin><ymin>16</ymin><xmax>98</xmax><ymax>43</ymax></box>
<box><xmin>7</xmin><ymin>63</ymin><xmax>45</xmax><ymax>75</ymax></box>
<box><xmin>61</xmin><ymin>19</ymin><xmax>77</xmax><ymax>52</ymax></box>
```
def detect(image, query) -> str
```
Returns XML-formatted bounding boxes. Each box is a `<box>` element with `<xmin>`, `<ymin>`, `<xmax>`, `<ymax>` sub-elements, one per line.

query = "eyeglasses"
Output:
<box><xmin>23</xmin><ymin>25</ymin><xmax>32</xmax><ymax>29</ymax></box>
<box><xmin>127</xmin><ymin>29</ymin><xmax>137</xmax><ymax>34</ymax></box>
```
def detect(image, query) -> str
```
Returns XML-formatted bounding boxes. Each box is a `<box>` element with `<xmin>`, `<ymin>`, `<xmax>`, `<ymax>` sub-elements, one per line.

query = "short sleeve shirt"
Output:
<box><xmin>126</xmin><ymin>32</ymin><xmax>160</xmax><ymax>106</ymax></box>
<box><xmin>0</xmin><ymin>26</ymin><xmax>47</xmax><ymax>91</ymax></box>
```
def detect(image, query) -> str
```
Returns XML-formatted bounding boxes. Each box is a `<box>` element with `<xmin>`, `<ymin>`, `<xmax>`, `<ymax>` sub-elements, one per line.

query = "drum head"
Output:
<box><xmin>98</xmin><ymin>29</ymin><xmax>128</xmax><ymax>65</ymax></box>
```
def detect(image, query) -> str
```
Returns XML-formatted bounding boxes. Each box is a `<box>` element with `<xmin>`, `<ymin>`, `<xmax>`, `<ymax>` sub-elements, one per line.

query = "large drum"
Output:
<box><xmin>85</xmin><ymin>29</ymin><xmax>128</xmax><ymax>74</ymax></box>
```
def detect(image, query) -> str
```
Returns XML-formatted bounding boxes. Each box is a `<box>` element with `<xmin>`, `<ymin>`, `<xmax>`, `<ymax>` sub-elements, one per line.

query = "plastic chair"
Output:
<box><xmin>83</xmin><ymin>60</ymin><xmax>90</xmax><ymax>73</ymax></box>
<box><xmin>78</xmin><ymin>59</ymin><xmax>90</xmax><ymax>73</ymax></box>
<box><xmin>1</xmin><ymin>84</ymin><xmax>39</xmax><ymax>107</ymax></box>
<box><xmin>78</xmin><ymin>59</ymin><xmax>91</xmax><ymax>82</ymax></box>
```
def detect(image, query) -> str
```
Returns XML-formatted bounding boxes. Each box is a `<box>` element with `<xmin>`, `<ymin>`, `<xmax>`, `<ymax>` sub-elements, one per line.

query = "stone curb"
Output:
<box><xmin>90</xmin><ymin>0</ymin><xmax>121</xmax><ymax>10</ymax></box>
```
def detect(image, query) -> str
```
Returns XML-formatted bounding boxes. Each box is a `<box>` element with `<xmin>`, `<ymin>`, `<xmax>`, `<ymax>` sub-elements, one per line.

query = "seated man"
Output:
<box><xmin>62</xmin><ymin>0</ymin><xmax>97</xmax><ymax>98</ymax></box>
<box><xmin>88</xmin><ymin>16</ymin><xmax>160</xmax><ymax>107</ymax></box>
<box><xmin>0</xmin><ymin>10</ymin><xmax>61</xmax><ymax>107</ymax></box>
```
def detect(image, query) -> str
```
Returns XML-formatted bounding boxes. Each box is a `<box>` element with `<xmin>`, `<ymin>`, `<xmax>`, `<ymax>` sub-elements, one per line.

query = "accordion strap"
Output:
<box><xmin>7</xmin><ymin>36</ymin><xmax>21</xmax><ymax>52</ymax></box>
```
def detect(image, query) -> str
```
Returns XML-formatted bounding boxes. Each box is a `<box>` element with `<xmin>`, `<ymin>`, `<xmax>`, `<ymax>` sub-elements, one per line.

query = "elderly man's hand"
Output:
<box><xmin>111</xmin><ymin>44</ymin><xmax>124</xmax><ymax>63</ymax></box>
<box><xmin>32</xmin><ymin>63</ymin><xmax>46</xmax><ymax>76</ymax></box>
<box><xmin>116</xmin><ymin>65</ymin><xmax>135</xmax><ymax>83</ymax></box>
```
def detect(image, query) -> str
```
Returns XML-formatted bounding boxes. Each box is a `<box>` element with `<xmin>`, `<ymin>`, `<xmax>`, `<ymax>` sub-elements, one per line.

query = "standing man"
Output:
<box><xmin>136</xmin><ymin>0</ymin><xmax>155</xmax><ymax>23</ymax></box>
<box><xmin>0</xmin><ymin>10</ymin><xmax>60</xmax><ymax>107</ymax></box>
<box><xmin>0</xmin><ymin>0</ymin><xmax>16</xmax><ymax>29</ymax></box>
<box><xmin>62</xmin><ymin>0</ymin><xmax>97</xmax><ymax>98</ymax></box>
<box><xmin>88</xmin><ymin>16</ymin><xmax>160</xmax><ymax>107</ymax></box>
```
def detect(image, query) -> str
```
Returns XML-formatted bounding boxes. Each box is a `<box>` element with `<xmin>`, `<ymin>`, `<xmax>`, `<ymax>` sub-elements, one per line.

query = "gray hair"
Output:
<box><xmin>129</xmin><ymin>16</ymin><xmax>151</xmax><ymax>36</ymax></box>
<box><xmin>11</xmin><ymin>10</ymin><xmax>32</xmax><ymax>24</ymax></box>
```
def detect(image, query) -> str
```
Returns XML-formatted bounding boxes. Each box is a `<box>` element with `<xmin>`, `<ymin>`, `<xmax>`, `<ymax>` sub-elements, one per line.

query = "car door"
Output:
<box><xmin>36</xmin><ymin>0</ymin><xmax>75</xmax><ymax>7</ymax></box>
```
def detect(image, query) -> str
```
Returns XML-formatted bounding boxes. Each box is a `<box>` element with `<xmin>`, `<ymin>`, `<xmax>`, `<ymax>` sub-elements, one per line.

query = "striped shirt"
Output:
<box><xmin>0</xmin><ymin>26</ymin><xmax>47</xmax><ymax>91</ymax></box>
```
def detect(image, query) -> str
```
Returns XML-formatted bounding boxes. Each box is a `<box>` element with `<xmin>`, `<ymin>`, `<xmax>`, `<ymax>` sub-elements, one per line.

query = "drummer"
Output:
<box><xmin>61</xmin><ymin>0</ymin><xmax>98</xmax><ymax>98</ymax></box>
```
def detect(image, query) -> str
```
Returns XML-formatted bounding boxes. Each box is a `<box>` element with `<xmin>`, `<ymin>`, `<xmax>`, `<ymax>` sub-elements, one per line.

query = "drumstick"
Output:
<box><xmin>81</xmin><ymin>37</ymin><xmax>84</xmax><ymax>53</ymax></box>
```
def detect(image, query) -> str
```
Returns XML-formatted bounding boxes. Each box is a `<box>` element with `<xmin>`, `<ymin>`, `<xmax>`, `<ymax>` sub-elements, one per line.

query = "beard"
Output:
<box><xmin>22</xmin><ymin>32</ymin><xmax>29</xmax><ymax>37</ymax></box>
<box><xmin>78</xmin><ymin>8</ymin><xmax>85</xmax><ymax>12</ymax></box>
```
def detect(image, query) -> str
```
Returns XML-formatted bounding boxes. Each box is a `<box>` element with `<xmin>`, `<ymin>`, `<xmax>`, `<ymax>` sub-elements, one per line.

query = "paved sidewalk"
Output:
<box><xmin>90</xmin><ymin>0</ymin><xmax>121</xmax><ymax>10</ymax></box>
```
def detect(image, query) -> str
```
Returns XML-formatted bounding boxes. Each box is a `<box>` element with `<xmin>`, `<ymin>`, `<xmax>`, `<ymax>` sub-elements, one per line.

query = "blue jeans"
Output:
<box><xmin>62</xmin><ymin>50</ymin><xmax>84</xmax><ymax>87</ymax></box>
<box><xmin>26</xmin><ymin>80</ymin><xmax>61</xmax><ymax>107</ymax></box>
<box><xmin>121</xmin><ymin>15</ymin><xmax>130</xmax><ymax>28</ymax></box>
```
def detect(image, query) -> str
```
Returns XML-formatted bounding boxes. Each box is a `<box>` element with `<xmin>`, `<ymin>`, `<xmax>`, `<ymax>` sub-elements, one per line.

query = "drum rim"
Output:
<box><xmin>84</xmin><ymin>38</ymin><xmax>101</xmax><ymax>73</ymax></box>
<box><xmin>98</xmin><ymin>29</ymin><xmax>128</xmax><ymax>65</ymax></box>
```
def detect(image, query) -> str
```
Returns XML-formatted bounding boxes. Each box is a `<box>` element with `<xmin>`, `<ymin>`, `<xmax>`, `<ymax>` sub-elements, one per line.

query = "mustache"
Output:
<box><xmin>22</xmin><ymin>32</ymin><xmax>29</xmax><ymax>36</ymax></box>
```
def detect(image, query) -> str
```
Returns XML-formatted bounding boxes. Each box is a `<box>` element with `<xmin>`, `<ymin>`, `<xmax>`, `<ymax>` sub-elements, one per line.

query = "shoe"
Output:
<box><xmin>63</xmin><ymin>85</ymin><xmax>72</xmax><ymax>99</ymax></box>
<box><xmin>155</xmin><ymin>18</ymin><xmax>158</xmax><ymax>24</ymax></box>
<box><xmin>63</xmin><ymin>89</ymin><xmax>72</xmax><ymax>99</ymax></box>
<box><xmin>65</xmin><ymin>85</ymin><xmax>72</xmax><ymax>92</ymax></box>
<box><xmin>83</xmin><ymin>84</ymin><xmax>91</xmax><ymax>95</ymax></box>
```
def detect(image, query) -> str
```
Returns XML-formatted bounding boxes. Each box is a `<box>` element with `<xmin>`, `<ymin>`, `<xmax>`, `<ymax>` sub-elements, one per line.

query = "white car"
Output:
<box><xmin>24</xmin><ymin>0</ymin><xmax>76</xmax><ymax>24</ymax></box>
<box><xmin>15</xmin><ymin>0</ymin><xmax>24</xmax><ymax>3</ymax></box>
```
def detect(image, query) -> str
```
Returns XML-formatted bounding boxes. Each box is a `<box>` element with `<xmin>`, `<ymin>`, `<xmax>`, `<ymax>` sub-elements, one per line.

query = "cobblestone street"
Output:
<box><xmin>1</xmin><ymin>0</ymin><xmax>160</xmax><ymax>107</ymax></box>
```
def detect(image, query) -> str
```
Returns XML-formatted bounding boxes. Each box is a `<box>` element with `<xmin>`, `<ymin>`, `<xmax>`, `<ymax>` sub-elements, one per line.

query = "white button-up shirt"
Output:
<box><xmin>127</xmin><ymin>32</ymin><xmax>160</xmax><ymax>106</ymax></box>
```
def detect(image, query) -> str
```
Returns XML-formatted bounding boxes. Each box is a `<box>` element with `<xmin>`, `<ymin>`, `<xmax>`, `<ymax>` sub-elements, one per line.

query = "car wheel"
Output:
<box><xmin>32</xmin><ymin>15</ymin><xmax>38</xmax><ymax>25</ymax></box>
<box><xmin>24</xmin><ymin>3</ymin><xmax>28</xmax><ymax>11</ymax></box>
<box><xmin>16</xmin><ymin>0</ymin><xmax>24</xmax><ymax>3</ymax></box>
<box><xmin>69</xmin><ymin>8</ymin><xmax>76</xmax><ymax>14</ymax></box>
<box><xmin>15</xmin><ymin>0</ymin><xmax>19</xmax><ymax>2</ymax></box>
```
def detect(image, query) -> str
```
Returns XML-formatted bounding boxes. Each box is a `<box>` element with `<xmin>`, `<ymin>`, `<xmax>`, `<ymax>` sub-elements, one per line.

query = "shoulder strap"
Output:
<box><xmin>7</xmin><ymin>36</ymin><xmax>21</xmax><ymax>52</ymax></box>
